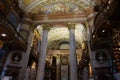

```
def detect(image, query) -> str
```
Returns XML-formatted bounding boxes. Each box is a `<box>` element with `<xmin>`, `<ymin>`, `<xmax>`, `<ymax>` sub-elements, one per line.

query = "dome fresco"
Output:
<box><xmin>19</xmin><ymin>0</ymin><xmax>96</xmax><ymax>14</ymax></box>
<box><xmin>37</xmin><ymin>2</ymin><xmax>85</xmax><ymax>14</ymax></box>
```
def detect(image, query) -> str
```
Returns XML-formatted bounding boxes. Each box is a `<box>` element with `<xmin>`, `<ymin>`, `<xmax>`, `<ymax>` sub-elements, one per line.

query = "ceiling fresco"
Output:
<box><xmin>19</xmin><ymin>0</ymin><xmax>96</xmax><ymax>14</ymax></box>
<box><xmin>18</xmin><ymin>0</ymin><xmax>96</xmax><ymax>50</ymax></box>
<box><xmin>22</xmin><ymin>0</ymin><xmax>33</xmax><ymax>5</ymax></box>
<box><xmin>38</xmin><ymin>2</ymin><xmax>85</xmax><ymax>15</ymax></box>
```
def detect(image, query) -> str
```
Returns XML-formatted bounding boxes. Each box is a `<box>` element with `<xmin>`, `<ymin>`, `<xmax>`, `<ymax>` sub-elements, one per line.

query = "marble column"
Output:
<box><xmin>36</xmin><ymin>24</ymin><xmax>50</xmax><ymax>80</ymax></box>
<box><xmin>19</xmin><ymin>21</ymin><xmax>34</xmax><ymax>80</ymax></box>
<box><xmin>67</xmin><ymin>23</ymin><xmax>78</xmax><ymax>80</ymax></box>
<box><xmin>0</xmin><ymin>53</ymin><xmax>10</xmax><ymax>78</ymax></box>
<box><xmin>87</xmin><ymin>27</ymin><xmax>94</xmax><ymax>79</ymax></box>
<box><xmin>82</xmin><ymin>67</ymin><xmax>89</xmax><ymax>80</ymax></box>
<box><xmin>56</xmin><ymin>55</ymin><xmax>60</xmax><ymax>80</ymax></box>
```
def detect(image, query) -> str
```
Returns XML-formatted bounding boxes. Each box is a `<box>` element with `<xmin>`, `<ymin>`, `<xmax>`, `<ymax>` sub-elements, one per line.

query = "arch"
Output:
<box><xmin>23</xmin><ymin>0</ymin><xmax>93</xmax><ymax>13</ymax></box>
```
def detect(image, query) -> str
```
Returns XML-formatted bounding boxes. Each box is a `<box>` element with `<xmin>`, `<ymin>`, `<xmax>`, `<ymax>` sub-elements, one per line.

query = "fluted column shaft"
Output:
<box><xmin>56</xmin><ymin>55</ymin><xmax>60</xmax><ymax>80</ymax></box>
<box><xmin>19</xmin><ymin>22</ymin><xmax>33</xmax><ymax>80</ymax></box>
<box><xmin>68</xmin><ymin>23</ymin><xmax>78</xmax><ymax>80</ymax></box>
<box><xmin>82</xmin><ymin>67</ymin><xmax>89</xmax><ymax>80</ymax></box>
<box><xmin>36</xmin><ymin>24</ymin><xmax>50</xmax><ymax>80</ymax></box>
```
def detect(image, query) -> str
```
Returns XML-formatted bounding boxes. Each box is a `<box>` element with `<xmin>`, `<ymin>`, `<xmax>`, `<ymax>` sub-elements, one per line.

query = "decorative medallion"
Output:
<box><xmin>61</xmin><ymin>56</ymin><xmax>68</xmax><ymax>65</ymax></box>
<box><xmin>11</xmin><ymin>52</ymin><xmax>22</xmax><ymax>63</ymax></box>
<box><xmin>95</xmin><ymin>50</ymin><xmax>107</xmax><ymax>64</ymax></box>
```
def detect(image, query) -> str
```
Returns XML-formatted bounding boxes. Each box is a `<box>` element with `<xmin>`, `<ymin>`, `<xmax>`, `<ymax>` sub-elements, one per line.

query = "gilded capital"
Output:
<box><xmin>67</xmin><ymin>23</ymin><xmax>76</xmax><ymax>30</ymax></box>
<box><xmin>83</xmin><ymin>22</ymin><xmax>88</xmax><ymax>28</ymax></box>
<box><xmin>30</xmin><ymin>24</ymin><xmax>36</xmax><ymax>31</ymax></box>
<box><xmin>42</xmin><ymin>24</ymin><xmax>51</xmax><ymax>31</ymax></box>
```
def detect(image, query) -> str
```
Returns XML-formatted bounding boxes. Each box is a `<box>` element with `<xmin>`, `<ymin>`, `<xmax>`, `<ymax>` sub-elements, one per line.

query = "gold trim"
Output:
<box><xmin>0</xmin><ymin>40</ymin><xmax>4</xmax><ymax>48</ymax></box>
<box><xmin>42</xmin><ymin>24</ymin><xmax>51</xmax><ymax>30</ymax></box>
<box><xmin>67</xmin><ymin>23</ymin><xmax>76</xmax><ymax>29</ymax></box>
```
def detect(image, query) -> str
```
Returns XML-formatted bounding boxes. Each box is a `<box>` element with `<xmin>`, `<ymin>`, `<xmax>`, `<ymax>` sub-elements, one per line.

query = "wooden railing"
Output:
<box><xmin>15</xmin><ymin>32</ymin><xmax>28</xmax><ymax>49</ymax></box>
<box><xmin>0</xmin><ymin>20</ymin><xmax>27</xmax><ymax>51</ymax></box>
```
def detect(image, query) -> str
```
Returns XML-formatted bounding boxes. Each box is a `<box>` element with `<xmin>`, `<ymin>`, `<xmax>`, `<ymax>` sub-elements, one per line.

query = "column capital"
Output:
<box><xmin>42</xmin><ymin>24</ymin><xmax>51</xmax><ymax>31</ymax></box>
<box><xmin>67</xmin><ymin>23</ymin><xmax>76</xmax><ymax>30</ymax></box>
<box><xmin>29</xmin><ymin>24</ymin><xmax>34</xmax><ymax>31</ymax></box>
<box><xmin>83</xmin><ymin>22</ymin><xmax>89</xmax><ymax>29</ymax></box>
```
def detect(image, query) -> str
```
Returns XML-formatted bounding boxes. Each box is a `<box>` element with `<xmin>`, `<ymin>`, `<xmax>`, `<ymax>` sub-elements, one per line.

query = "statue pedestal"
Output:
<box><xmin>115</xmin><ymin>73</ymin><xmax>120</xmax><ymax>80</ymax></box>
<box><xmin>1</xmin><ymin>76</ymin><xmax>12</xmax><ymax>80</ymax></box>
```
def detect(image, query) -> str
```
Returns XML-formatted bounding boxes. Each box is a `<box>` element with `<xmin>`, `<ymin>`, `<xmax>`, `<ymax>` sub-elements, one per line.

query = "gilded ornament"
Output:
<box><xmin>42</xmin><ymin>24</ymin><xmax>51</xmax><ymax>30</ymax></box>
<box><xmin>67</xmin><ymin>23</ymin><xmax>76</xmax><ymax>29</ymax></box>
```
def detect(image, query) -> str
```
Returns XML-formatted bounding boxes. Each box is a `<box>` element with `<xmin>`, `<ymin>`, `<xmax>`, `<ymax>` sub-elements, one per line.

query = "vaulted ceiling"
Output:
<box><xmin>19</xmin><ymin>0</ymin><xmax>96</xmax><ymax>14</ymax></box>
<box><xmin>18</xmin><ymin>0</ymin><xmax>97</xmax><ymax>50</ymax></box>
<box><xmin>37</xmin><ymin>23</ymin><xmax>87</xmax><ymax>49</ymax></box>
